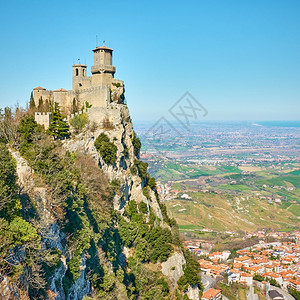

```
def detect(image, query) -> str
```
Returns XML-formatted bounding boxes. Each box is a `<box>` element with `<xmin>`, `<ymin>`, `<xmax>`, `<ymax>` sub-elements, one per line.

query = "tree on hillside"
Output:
<box><xmin>38</xmin><ymin>97</ymin><xmax>43</xmax><ymax>111</ymax></box>
<box><xmin>0</xmin><ymin>107</ymin><xmax>25</xmax><ymax>145</ymax></box>
<box><xmin>29</xmin><ymin>92</ymin><xmax>35</xmax><ymax>110</ymax></box>
<box><xmin>44</xmin><ymin>99</ymin><xmax>50</xmax><ymax>112</ymax></box>
<box><xmin>71</xmin><ymin>98</ymin><xmax>79</xmax><ymax>114</ymax></box>
<box><xmin>47</xmin><ymin>102</ymin><xmax>70</xmax><ymax>139</ymax></box>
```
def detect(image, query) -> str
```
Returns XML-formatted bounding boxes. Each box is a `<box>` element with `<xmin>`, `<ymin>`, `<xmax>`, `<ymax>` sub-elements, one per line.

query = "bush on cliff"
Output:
<box><xmin>118</xmin><ymin>200</ymin><xmax>172</xmax><ymax>264</ymax></box>
<box><xmin>94</xmin><ymin>133</ymin><xmax>117</xmax><ymax>164</ymax></box>
<box><xmin>70</xmin><ymin>113</ymin><xmax>89</xmax><ymax>133</ymax></box>
<box><xmin>132</xmin><ymin>132</ymin><xmax>141</xmax><ymax>157</ymax></box>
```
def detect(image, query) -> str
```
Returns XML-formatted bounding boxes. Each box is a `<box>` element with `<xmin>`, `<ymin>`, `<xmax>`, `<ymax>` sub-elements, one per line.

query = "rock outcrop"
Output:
<box><xmin>161</xmin><ymin>251</ymin><xmax>186</xmax><ymax>289</ymax></box>
<box><xmin>63</xmin><ymin>104</ymin><xmax>163</xmax><ymax>220</ymax></box>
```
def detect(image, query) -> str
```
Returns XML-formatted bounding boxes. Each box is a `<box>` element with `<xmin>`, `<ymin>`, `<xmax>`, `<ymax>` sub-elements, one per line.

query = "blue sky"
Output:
<box><xmin>0</xmin><ymin>0</ymin><xmax>299</xmax><ymax>121</ymax></box>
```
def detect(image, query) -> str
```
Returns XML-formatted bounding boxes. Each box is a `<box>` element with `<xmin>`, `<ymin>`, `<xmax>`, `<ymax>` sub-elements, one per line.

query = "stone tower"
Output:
<box><xmin>91</xmin><ymin>44</ymin><xmax>116</xmax><ymax>86</ymax></box>
<box><xmin>72</xmin><ymin>62</ymin><xmax>87</xmax><ymax>91</ymax></box>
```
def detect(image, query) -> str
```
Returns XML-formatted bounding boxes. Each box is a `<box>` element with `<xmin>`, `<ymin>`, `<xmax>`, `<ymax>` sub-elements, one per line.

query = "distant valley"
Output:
<box><xmin>135</xmin><ymin>121</ymin><xmax>300</xmax><ymax>234</ymax></box>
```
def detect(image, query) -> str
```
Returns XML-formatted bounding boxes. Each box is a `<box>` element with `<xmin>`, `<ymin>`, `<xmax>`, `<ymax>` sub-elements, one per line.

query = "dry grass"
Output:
<box><xmin>75</xmin><ymin>154</ymin><xmax>112</xmax><ymax>220</ymax></box>
<box><xmin>101</xmin><ymin>115</ymin><xmax>115</xmax><ymax>130</ymax></box>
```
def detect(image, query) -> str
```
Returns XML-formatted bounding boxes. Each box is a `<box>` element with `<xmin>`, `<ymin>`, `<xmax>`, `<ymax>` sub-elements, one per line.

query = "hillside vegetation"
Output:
<box><xmin>0</xmin><ymin>106</ymin><xmax>202</xmax><ymax>299</ymax></box>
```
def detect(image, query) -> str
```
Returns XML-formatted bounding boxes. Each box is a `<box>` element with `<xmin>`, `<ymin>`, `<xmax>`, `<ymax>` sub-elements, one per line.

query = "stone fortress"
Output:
<box><xmin>34</xmin><ymin>44</ymin><xmax>126</xmax><ymax>128</ymax></box>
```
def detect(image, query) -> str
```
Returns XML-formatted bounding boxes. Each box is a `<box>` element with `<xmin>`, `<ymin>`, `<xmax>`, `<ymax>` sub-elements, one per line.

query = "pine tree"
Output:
<box><xmin>72</xmin><ymin>98</ymin><xmax>78</xmax><ymax>114</ymax></box>
<box><xmin>38</xmin><ymin>97</ymin><xmax>43</xmax><ymax>111</ymax></box>
<box><xmin>29</xmin><ymin>92</ymin><xmax>35</xmax><ymax>109</ymax></box>
<box><xmin>44</xmin><ymin>99</ymin><xmax>50</xmax><ymax>112</ymax></box>
<box><xmin>47</xmin><ymin>103</ymin><xmax>70</xmax><ymax>139</ymax></box>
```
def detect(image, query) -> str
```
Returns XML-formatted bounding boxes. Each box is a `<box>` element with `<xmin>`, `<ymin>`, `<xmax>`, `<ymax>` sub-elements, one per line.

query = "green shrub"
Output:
<box><xmin>288</xmin><ymin>288</ymin><xmax>300</xmax><ymax>300</ymax></box>
<box><xmin>110</xmin><ymin>179</ymin><xmax>121</xmax><ymax>191</ymax></box>
<box><xmin>100</xmin><ymin>267</ymin><xmax>115</xmax><ymax>292</ymax></box>
<box><xmin>132</xmin><ymin>132</ymin><xmax>141</xmax><ymax>157</ymax></box>
<box><xmin>148</xmin><ymin>177</ymin><xmax>156</xmax><ymax>190</ymax></box>
<box><xmin>133</xmin><ymin>159</ymin><xmax>149</xmax><ymax>182</ymax></box>
<box><xmin>7</xmin><ymin>216</ymin><xmax>39</xmax><ymax>245</ymax></box>
<box><xmin>118</xmin><ymin>200</ymin><xmax>172</xmax><ymax>263</ymax></box>
<box><xmin>118</xmin><ymin>217</ymin><xmax>138</xmax><ymax>247</ymax></box>
<box><xmin>135</xmin><ymin>238</ymin><xmax>150</xmax><ymax>261</ymax></box>
<box><xmin>67</xmin><ymin>257</ymin><xmax>81</xmax><ymax>280</ymax></box>
<box><xmin>17</xmin><ymin>116</ymin><xmax>41</xmax><ymax>154</ymax></box>
<box><xmin>253</xmin><ymin>274</ymin><xmax>264</xmax><ymax>282</ymax></box>
<box><xmin>94</xmin><ymin>133</ymin><xmax>117</xmax><ymax>164</ymax></box>
<box><xmin>143</xmin><ymin>186</ymin><xmax>150</xmax><ymax>199</ymax></box>
<box><xmin>0</xmin><ymin>143</ymin><xmax>19</xmax><ymax>218</ymax></box>
<box><xmin>178</xmin><ymin>249</ymin><xmax>202</xmax><ymax>291</ymax></box>
<box><xmin>130</xmin><ymin>165</ymin><xmax>137</xmax><ymax>175</ymax></box>
<box><xmin>146</xmin><ymin>227</ymin><xmax>172</xmax><ymax>263</ymax></box>
<box><xmin>94</xmin><ymin>133</ymin><xmax>109</xmax><ymax>147</ymax></box>
<box><xmin>139</xmin><ymin>202</ymin><xmax>148</xmax><ymax>214</ymax></box>
<box><xmin>112</xmin><ymin>82</ymin><xmax>122</xmax><ymax>88</ymax></box>
<box><xmin>70</xmin><ymin>113</ymin><xmax>88</xmax><ymax>132</ymax></box>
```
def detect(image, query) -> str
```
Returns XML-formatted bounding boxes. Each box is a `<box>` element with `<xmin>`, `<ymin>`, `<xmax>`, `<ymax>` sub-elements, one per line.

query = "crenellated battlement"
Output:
<box><xmin>64</xmin><ymin>108</ymin><xmax>91</xmax><ymax>122</ymax></box>
<box><xmin>35</xmin><ymin>112</ymin><xmax>52</xmax><ymax>116</ymax></box>
<box><xmin>34</xmin><ymin>112</ymin><xmax>52</xmax><ymax>129</ymax></box>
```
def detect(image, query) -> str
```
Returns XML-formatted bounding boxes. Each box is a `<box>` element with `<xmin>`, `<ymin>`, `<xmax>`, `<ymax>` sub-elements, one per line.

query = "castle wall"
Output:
<box><xmin>53</xmin><ymin>91</ymin><xmax>70</xmax><ymax>113</ymax></box>
<box><xmin>77</xmin><ymin>86</ymin><xmax>110</xmax><ymax>108</ymax></box>
<box><xmin>34</xmin><ymin>90</ymin><xmax>53</xmax><ymax>107</ymax></box>
<box><xmin>91</xmin><ymin>73</ymin><xmax>114</xmax><ymax>86</ymax></box>
<box><xmin>72</xmin><ymin>75</ymin><xmax>92</xmax><ymax>91</ymax></box>
<box><xmin>48</xmin><ymin>86</ymin><xmax>111</xmax><ymax>114</ymax></box>
<box><xmin>35</xmin><ymin>112</ymin><xmax>52</xmax><ymax>129</ymax></box>
<box><xmin>87</xmin><ymin>104</ymin><xmax>124</xmax><ymax>125</ymax></box>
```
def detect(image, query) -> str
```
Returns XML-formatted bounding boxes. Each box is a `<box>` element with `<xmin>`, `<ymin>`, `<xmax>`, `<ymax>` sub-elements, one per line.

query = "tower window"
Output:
<box><xmin>83</xmin><ymin>69</ymin><xmax>85</xmax><ymax>76</ymax></box>
<box><xmin>76</xmin><ymin>69</ymin><xmax>78</xmax><ymax>76</ymax></box>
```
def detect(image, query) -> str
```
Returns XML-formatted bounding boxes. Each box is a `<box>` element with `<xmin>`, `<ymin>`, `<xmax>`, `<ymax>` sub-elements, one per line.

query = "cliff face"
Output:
<box><xmin>64</xmin><ymin>104</ymin><xmax>163</xmax><ymax>220</ymax></box>
<box><xmin>0</xmin><ymin>103</ymin><xmax>201</xmax><ymax>300</ymax></box>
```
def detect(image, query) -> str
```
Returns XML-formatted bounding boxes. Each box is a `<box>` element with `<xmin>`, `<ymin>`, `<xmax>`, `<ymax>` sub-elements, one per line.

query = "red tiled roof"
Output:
<box><xmin>241</xmin><ymin>273</ymin><xmax>252</xmax><ymax>277</ymax></box>
<box><xmin>53</xmin><ymin>88</ymin><xmax>68</xmax><ymax>92</ymax></box>
<box><xmin>33</xmin><ymin>86</ymin><xmax>45</xmax><ymax>90</ymax></box>
<box><xmin>289</xmin><ymin>279</ymin><xmax>300</xmax><ymax>285</ymax></box>
<box><xmin>202</xmin><ymin>288</ymin><xmax>221</xmax><ymax>299</ymax></box>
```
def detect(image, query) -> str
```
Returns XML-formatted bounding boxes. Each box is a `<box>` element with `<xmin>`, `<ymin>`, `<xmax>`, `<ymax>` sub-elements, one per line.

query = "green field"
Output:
<box><xmin>148</xmin><ymin>158</ymin><xmax>300</xmax><ymax>232</ymax></box>
<box><xmin>218</xmin><ymin>184</ymin><xmax>253</xmax><ymax>192</ymax></box>
<box><xmin>288</xmin><ymin>204</ymin><xmax>300</xmax><ymax>217</ymax></box>
<box><xmin>256</xmin><ymin>176</ymin><xmax>300</xmax><ymax>188</ymax></box>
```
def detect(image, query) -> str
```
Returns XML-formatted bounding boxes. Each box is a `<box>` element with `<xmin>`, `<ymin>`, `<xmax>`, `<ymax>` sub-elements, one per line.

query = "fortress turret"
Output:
<box><xmin>72</xmin><ymin>62</ymin><xmax>87</xmax><ymax>91</ymax></box>
<box><xmin>91</xmin><ymin>44</ymin><xmax>116</xmax><ymax>85</ymax></box>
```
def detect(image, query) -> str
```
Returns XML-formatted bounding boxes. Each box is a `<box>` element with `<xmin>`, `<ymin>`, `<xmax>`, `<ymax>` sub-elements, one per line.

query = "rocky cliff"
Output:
<box><xmin>0</xmin><ymin>103</ymin><xmax>202</xmax><ymax>300</ymax></box>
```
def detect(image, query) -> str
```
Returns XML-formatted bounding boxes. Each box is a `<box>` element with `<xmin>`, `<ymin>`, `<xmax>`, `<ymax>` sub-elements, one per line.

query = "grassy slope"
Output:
<box><xmin>165</xmin><ymin>191</ymin><xmax>298</xmax><ymax>232</ymax></box>
<box><xmin>150</xmin><ymin>162</ymin><xmax>300</xmax><ymax>231</ymax></box>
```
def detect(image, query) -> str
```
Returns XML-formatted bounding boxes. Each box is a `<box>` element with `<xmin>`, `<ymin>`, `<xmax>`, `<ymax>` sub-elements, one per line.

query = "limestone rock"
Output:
<box><xmin>161</xmin><ymin>252</ymin><xmax>186</xmax><ymax>290</ymax></box>
<box><xmin>187</xmin><ymin>284</ymin><xmax>200</xmax><ymax>300</ymax></box>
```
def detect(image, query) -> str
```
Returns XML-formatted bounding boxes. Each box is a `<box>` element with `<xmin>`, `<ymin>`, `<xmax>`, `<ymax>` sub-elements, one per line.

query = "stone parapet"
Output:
<box><xmin>91</xmin><ymin>65</ymin><xmax>116</xmax><ymax>74</ymax></box>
